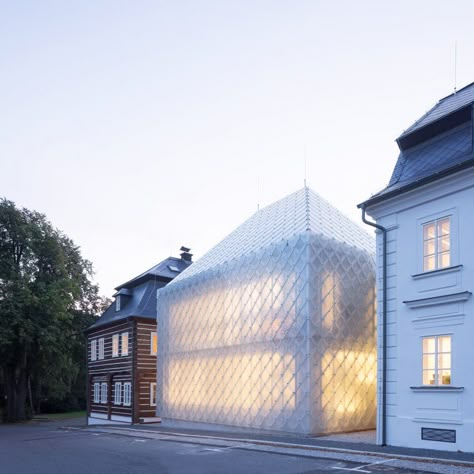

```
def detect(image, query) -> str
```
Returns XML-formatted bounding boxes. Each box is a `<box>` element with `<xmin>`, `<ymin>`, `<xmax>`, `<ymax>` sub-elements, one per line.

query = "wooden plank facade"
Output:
<box><xmin>85</xmin><ymin>248</ymin><xmax>192</xmax><ymax>425</ymax></box>
<box><xmin>87</xmin><ymin>319</ymin><xmax>157</xmax><ymax>423</ymax></box>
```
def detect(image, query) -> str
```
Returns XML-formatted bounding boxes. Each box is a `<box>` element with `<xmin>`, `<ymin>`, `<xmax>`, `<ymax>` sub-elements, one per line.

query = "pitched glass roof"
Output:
<box><xmin>172</xmin><ymin>187</ymin><xmax>373</xmax><ymax>283</ymax></box>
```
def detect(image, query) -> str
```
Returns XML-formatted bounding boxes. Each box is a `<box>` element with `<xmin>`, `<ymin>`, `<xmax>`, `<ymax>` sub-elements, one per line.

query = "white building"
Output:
<box><xmin>157</xmin><ymin>187</ymin><xmax>376</xmax><ymax>435</ymax></box>
<box><xmin>360</xmin><ymin>83</ymin><xmax>474</xmax><ymax>451</ymax></box>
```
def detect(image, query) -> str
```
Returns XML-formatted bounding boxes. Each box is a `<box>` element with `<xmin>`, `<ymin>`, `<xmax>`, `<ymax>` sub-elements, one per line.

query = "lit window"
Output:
<box><xmin>422</xmin><ymin>335</ymin><xmax>451</xmax><ymax>385</ymax></box>
<box><xmin>100</xmin><ymin>382</ymin><xmax>108</xmax><ymax>403</ymax></box>
<box><xmin>91</xmin><ymin>339</ymin><xmax>97</xmax><ymax>361</ymax></box>
<box><xmin>423</xmin><ymin>217</ymin><xmax>451</xmax><ymax>272</ymax></box>
<box><xmin>112</xmin><ymin>334</ymin><xmax>119</xmax><ymax>357</ymax></box>
<box><xmin>116</xmin><ymin>295</ymin><xmax>121</xmax><ymax>312</ymax></box>
<box><xmin>98</xmin><ymin>338</ymin><xmax>105</xmax><ymax>360</ymax></box>
<box><xmin>123</xmin><ymin>382</ymin><xmax>132</xmax><ymax>406</ymax></box>
<box><xmin>121</xmin><ymin>332</ymin><xmax>129</xmax><ymax>356</ymax></box>
<box><xmin>114</xmin><ymin>382</ymin><xmax>122</xmax><ymax>405</ymax></box>
<box><xmin>150</xmin><ymin>382</ymin><xmax>157</xmax><ymax>406</ymax></box>
<box><xmin>151</xmin><ymin>332</ymin><xmax>158</xmax><ymax>356</ymax></box>
<box><xmin>93</xmin><ymin>383</ymin><xmax>100</xmax><ymax>403</ymax></box>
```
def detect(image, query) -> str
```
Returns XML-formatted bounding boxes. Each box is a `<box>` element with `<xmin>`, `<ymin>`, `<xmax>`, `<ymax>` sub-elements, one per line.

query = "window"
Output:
<box><xmin>112</xmin><ymin>334</ymin><xmax>119</xmax><ymax>357</ymax></box>
<box><xmin>116</xmin><ymin>295</ymin><xmax>121</xmax><ymax>312</ymax></box>
<box><xmin>93</xmin><ymin>383</ymin><xmax>100</xmax><ymax>403</ymax></box>
<box><xmin>123</xmin><ymin>382</ymin><xmax>131</xmax><ymax>406</ymax></box>
<box><xmin>91</xmin><ymin>339</ymin><xmax>97</xmax><ymax>361</ymax></box>
<box><xmin>151</xmin><ymin>332</ymin><xmax>158</xmax><ymax>355</ymax></box>
<box><xmin>423</xmin><ymin>217</ymin><xmax>451</xmax><ymax>272</ymax></box>
<box><xmin>114</xmin><ymin>382</ymin><xmax>122</xmax><ymax>405</ymax></box>
<box><xmin>100</xmin><ymin>382</ymin><xmax>108</xmax><ymax>403</ymax></box>
<box><xmin>150</xmin><ymin>382</ymin><xmax>157</xmax><ymax>406</ymax></box>
<box><xmin>121</xmin><ymin>332</ymin><xmax>129</xmax><ymax>356</ymax></box>
<box><xmin>422</xmin><ymin>335</ymin><xmax>451</xmax><ymax>385</ymax></box>
<box><xmin>98</xmin><ymin>337</ymin><xmax>105</xmax><ymax>359</ymax></box>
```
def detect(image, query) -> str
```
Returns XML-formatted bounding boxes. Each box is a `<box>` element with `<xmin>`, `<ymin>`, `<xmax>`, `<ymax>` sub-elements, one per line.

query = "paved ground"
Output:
<box><xmin>0</xmin><ymin>420</ymin><xmax>472</xmax><ymax>474</ymax></box>
<box><xmin>0</xmin><ymin>422</ymin><xmax>431</xmax><ymax>474</ymax></box>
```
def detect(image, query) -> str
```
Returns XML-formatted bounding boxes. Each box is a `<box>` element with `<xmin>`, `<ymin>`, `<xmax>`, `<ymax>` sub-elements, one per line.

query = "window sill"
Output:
<box><xmin>412</xmin><ymin>265</ymin><xmax>463</xmax><ymax>280</ymax></box>
<box><xmin>410</xmin><ymin>386</ymin><xmax>464</xmax><ymax>392</ymax></box>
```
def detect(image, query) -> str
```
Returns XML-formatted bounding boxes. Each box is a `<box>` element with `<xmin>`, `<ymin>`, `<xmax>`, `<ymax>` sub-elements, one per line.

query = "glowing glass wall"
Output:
<box><xmin>157</xmin><ymin>232</ymin><xmax>375</xmax><ymax>435</ymax></box>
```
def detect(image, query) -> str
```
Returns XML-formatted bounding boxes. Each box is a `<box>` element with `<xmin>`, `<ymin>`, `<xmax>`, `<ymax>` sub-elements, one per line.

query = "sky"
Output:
<box><xmin>2</xmin><ymin>0</ymin><xmax>474</xmax><ymax>295</ymax></box>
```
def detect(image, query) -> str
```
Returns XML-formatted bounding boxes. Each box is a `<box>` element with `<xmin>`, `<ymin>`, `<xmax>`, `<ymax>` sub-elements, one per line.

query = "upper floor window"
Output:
<box><xmin>422</xmin><ymin>335</ymin><xmax>451</xmax><ymax>385</ymax></box>
<box><xmin>151</xmin><ymin>332</ymin><xmax>158</xmax><ymax>356</ymax></box>
<box><xmin>121</xmin><ymin>332</ymin><xmax>129</xmax><ymax>356</ymax></box>
<box><xmin>115</xmin><ymin>295</ymin><xmax>121</xmax><ymax>312</ymax></box>
<box><xmin>423</xmin><ymin>217</ymin><xmax>450</xmax><ymax>272</ymax></box>
<box><xmin>112</xmin><ymin>334</ymin><xmax>119</xmax><ymax>358</ymax></box>
<box><xmin>90</xmin><ymin>339</ymin><xmax>97</xmax><ymax>361</ymax></box>
<box><xmin>98</xmin><ymin>337</ymin><xmax>105</xmax><ymax>360</ymax></box>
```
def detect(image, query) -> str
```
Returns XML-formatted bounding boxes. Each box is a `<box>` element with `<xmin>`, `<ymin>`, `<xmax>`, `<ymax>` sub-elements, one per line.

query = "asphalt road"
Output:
<box><xmin>0</xmin><ymin>422</ymin><xmax>438</xmax><ymax>474</ymax></box>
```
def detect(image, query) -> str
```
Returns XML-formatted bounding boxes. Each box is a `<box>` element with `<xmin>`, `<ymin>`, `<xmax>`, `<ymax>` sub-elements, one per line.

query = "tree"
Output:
<box><xmin>0</xmin><ymin>199</ymin><xmax>102</xmax><ymax>421</ymax></box>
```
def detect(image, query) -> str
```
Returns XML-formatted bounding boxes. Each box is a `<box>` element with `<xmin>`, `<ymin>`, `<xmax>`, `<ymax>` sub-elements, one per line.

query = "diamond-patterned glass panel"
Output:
<box><xmin>157</xmin><ymin>189</ymin><xmax>376</xmax><ymax>435</ymax></box>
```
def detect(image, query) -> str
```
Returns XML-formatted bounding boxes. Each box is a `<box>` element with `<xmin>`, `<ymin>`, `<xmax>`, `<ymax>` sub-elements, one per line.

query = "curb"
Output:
<box><xmin>81</xmin><ymin>425</ymin><xmax>474</xmax><ymax>469</ymax></box>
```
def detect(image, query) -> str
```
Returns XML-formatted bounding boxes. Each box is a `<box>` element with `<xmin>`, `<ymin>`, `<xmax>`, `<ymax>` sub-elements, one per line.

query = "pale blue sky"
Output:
<box><xmin>2</xmin><ymin>1</ymin><xmax>474</xmax><ymax>294</ymax></box>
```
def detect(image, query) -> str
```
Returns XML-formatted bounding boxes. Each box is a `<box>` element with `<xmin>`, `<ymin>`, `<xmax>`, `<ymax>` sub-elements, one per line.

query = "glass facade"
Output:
<box><xmin>157</xmin><ymin>188</ymin><xmax>376</xmax><ymax>435</ymax></box>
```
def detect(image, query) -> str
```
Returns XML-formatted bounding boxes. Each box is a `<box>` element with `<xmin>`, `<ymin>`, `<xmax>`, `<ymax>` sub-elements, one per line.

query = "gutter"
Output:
<box><xmin>360</xmin><ymin>205</ymin><xmax>387</xmax><ymax>447</ymax></box>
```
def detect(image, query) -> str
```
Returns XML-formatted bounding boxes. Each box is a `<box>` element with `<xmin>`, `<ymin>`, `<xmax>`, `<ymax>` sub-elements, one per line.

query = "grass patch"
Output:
<box><xmin>40</xmin><ymin>411</ymin><xmax>86</xmax><ymax>420</ymax></box>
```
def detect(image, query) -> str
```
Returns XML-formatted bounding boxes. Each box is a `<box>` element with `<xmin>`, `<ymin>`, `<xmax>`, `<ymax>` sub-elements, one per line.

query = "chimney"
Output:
<box><xmin>180</xmin><ymin>246</ymin><xmax>193</xmax><ymax>262</ymax></box>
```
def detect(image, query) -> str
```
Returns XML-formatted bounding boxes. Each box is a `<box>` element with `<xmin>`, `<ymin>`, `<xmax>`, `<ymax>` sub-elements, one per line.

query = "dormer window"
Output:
<box><xmin>116</xmin><ymin>295</ymin><xmax>121</xmax><ymax>312</ymax></box>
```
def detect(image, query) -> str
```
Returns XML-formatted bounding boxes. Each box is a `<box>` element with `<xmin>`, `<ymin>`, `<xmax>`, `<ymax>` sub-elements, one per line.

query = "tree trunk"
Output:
<box><xmin>3</xmin><ymin>365</ymin><xmax>28</xmax><ymax>422</ymax></box>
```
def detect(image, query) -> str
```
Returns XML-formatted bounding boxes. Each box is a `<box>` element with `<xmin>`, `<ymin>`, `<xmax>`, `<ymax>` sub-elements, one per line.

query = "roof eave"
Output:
<box><xmin>358</xmin><ymin>158</ymin><xmax>474</xmax><ymax>210</ymax></box>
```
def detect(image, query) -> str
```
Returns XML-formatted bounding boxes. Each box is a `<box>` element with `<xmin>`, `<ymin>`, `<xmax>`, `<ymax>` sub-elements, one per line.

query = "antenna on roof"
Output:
<box><xmin>454</xmin><ymin>40</ymin><xmax>458</xmax><ymax>94</ymax></box>
<box><xmin>304</xmin><ymin>144</ymin><xmax>307</xmax><ymax>188</ymax></box>
<box><xmin>257</xmin><ymin>176</ymin><xmax>260</xmax><ymax>211</ymax></box>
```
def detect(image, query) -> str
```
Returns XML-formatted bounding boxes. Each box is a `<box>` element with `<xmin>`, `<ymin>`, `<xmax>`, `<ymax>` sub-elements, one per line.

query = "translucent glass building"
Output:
<box><xmin>157</xmin><ymin>187</ymin><xmax>376</xmax><ymax>435</ymax></box>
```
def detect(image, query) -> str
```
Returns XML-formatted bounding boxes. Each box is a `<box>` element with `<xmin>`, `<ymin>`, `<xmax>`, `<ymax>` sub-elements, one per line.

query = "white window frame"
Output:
<box><xmin>150</xmin><ymin>382</ymin><xmax>157</xmax><ymax>406</ymax></box>
<box><xmin>98</xmin><ymin>337</ymin><xmax>105</xmax><ymax>360</ymax></box>
<box><xmin>150</xmin><ymin>332</ymin><xmax>157</xmax><ymax>356</ymax></box>
<box><xmin>112</xmin><ymin>334</ymin><xmax>119</xmax><ymax>358</ymax></box>
<box><xmin>121</xmin><ymin>332</ymin><xmax>129</xmax><ymax>356</ymax></box>
<box><xmin>114</xmin><ymin>382</ymin><xmax>122</xmax><ymax>405</ymax></box>
<box><xmin>418</xmin><ymin>209</ymin><xmax>457</xmax><ymax>274</ymax></box>
<box><xmin>422</xmin><ymin>334</ymin><xmax>452</xmax><ymax>386</ymax></box>
<box><xmin>422</xmin><ymin>216</ymin><xmax>451</xmax><ymax>272</ymax></box>
<box><xmin>123</xmin><ymin>382</ymin><xmax>132</xmax><ymax>406</ymax></box>
<box><xmin>90</xmin><ymin>339</ymin><xmax>97</xmax><ymax>361</ymax></box>
<box><xmin>115</xmin><ymin>295</ymin><xmax>121</xmax><ymax>312</ymax></box>
<box><xmin>93</xmin><ymin>382</ymin><xmax>100</xmax><ymax>403</ymax></box>
<box><xmin>100</xmin><ymin>382</ymin><xmax>108</xmax><ymax>404</ymax></box>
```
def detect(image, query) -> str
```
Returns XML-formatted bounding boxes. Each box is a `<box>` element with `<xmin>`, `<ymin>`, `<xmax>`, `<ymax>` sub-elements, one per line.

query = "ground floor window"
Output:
<box><xmin>422</xmin><ymin>335</ymin><xmax>451</xmax><ymax>385</ymax></box>
<box><xmin>123</xmin><ymin>382</ymin><xmax>132</xmax><ymax>406</ymax></box>
<box><xmin>93</xmin><ymin>383</ymin><xmax>100</xmax><ymax>403</ymax></box>
<box><xmin>100</xmin><ymin>382</ymin><xmax>108</xmax><ymax>403</ymax></box>
<box><xmin>150</xmin><ymin>382</ymin><xmax>157</xmax><ymax>406</ymax></box>
<box><xmin>114</xmin><ymin>382</ymin><xmax>122</xmax><ymax>405</ymax></box>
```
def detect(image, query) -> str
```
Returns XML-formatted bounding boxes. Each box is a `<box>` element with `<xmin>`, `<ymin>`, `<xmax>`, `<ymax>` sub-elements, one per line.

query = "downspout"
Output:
<box><xmin>361</xmin><ymin>204</ymin><xmax>387</xmax><ymax>446</ymax></box>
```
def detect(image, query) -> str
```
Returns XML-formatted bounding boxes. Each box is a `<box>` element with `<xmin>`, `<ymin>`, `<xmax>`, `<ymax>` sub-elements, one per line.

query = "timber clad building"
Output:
<box><xmin>85</xmin><ymin>248</ymin><xmax>192</xmax><ymax>425</ymax></box>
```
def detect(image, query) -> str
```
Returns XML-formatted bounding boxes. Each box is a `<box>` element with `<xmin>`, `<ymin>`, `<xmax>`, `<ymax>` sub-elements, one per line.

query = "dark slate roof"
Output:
<box><xmin>86</xmin><ymin>256</ymin><xmax>192</xmax><ymax>332</ymax></box>
<box><xmin>360</xmin><ymin>83</ymin><xmax>474</xmax><ymax>208</ymax></box>
<box><xmin>115</xmin><ymin>256</ymin><xmax>191</xmax><ymax>290</ymax></box>
<box><xmin>400</xmin><ymin>82</ymin><xmax>474</xmax><ymax>138</ymax></box>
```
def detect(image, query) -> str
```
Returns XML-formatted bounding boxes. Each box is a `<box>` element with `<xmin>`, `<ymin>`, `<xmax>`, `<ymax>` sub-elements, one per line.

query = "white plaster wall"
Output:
<box><xmin>368</xmin><ymin>168</ymin><xmax>474</xmax><ymax>452</ymax></box>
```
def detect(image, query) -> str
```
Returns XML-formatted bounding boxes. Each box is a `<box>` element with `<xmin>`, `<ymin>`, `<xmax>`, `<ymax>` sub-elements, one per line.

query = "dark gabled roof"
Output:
<box><xmin>86</xmin><ymin>255</ymin><xmax>192</xmax><ymax>332</ymax></box>
<box><xmin>400</xmin><ymin>82</ymin><xmax>474</xmax><ymax>138</ymax></box>
<box><xmin>360</xmin><ymin>83</ymin><xmax>474</xmax><ymax>209</ymax></box>
<box><xmin>115</xmin><ymin>256</ymin><xmax>190</xmax><ymax>290</ymax></box>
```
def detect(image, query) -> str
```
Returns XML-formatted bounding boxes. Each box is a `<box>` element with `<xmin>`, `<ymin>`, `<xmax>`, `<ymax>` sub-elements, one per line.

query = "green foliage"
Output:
<box><xmin>0</xmin><ymin>198</ymin><xmax>103</xmax><ymax>421</ymax></box>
